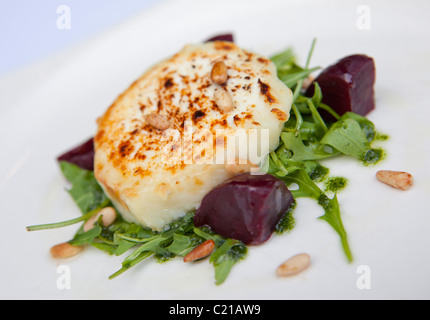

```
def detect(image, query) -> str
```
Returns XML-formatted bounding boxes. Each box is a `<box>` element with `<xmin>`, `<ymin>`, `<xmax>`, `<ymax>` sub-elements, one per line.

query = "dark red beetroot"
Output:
<box><xmin>306</xmin><ymin>54</ymin><xmax>376</xmax><ymax>121</ymax></box>
<box><xmin>57</xmin><ymin>137</ymin><xmax>94</xmax><ymax>171</ymax></box>
<box><xmin>194</xmin><ymin>173</ymin><xmax>294</xmax><ymax>245</ymax></box>
<box><xmin>205</xmin><ymin>33</ymin><xmax>234</xmax><ymax>42</ymax></box>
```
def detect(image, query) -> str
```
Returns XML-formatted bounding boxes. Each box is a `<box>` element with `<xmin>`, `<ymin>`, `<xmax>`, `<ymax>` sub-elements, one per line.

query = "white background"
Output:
<box><xmin>0</xmin><ymin>0</ymin><xmax>161</xmax><ymax>75</ymax></box>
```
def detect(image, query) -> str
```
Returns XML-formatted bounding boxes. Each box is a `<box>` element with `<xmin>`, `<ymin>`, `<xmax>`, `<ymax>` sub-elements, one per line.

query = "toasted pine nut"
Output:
<box><xmin>50</xmin><ymin>242</ymin><xmax>83</xmax><ymax>259</ymax></box>
<box><xmin>214</xmin><ymin>89</ymin><xmax>234</xmax><ymax>113</ymax></box>
<box><xmin>145</xmin><ymin>113</ymin><xmax>170</xmax><ymax>130</ymax></box>
<box><xmin>83</xmin><ymin>206</ymin><xmax>117</xmax><ymax>232</ymax></box>
<box><xmin>301</xmin><ymin>75</ymin><xmax>315</xmax><ymax>91</ymax></box>
<box><xmin>376</xmin><ymin>170</ymin><xmax>413</xmax><ymax>190</ymax></box>
<box><xmin>211</xmin><ymin>61</ymin><xmax>228</xmax><ymax>85</ymax></box>
<box><xmin>276</xmin><ymin>253</ymin><xmax>311</xmax><ymax>277</ymax></box>
<box><xmin>184</xmin><ymin>239</ymin><xmax>215</xmax><ymax>262</ymax></box>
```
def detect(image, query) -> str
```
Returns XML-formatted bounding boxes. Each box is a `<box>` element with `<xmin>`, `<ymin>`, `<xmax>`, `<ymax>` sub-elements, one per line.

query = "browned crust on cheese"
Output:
<box><xmin>94</xmin><ymin>42</ymin><xmax>283</xmax><ymax>181</ymax></box>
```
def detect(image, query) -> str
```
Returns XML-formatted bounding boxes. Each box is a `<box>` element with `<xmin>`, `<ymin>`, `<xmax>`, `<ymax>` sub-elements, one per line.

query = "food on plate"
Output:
<box><xmin>93</xmin><ymin>40</ymin><xmax>292</xmax><ymax>232</ymax></box>
<box><xmin>305</xmin><ymin>54</ymin><xmax>376</xmax><ymax>120</ymax></box>
<box><xmin>194</xmin><ymin>173</ymin><xmax>294</xmax><ymax>245</ymax></box>
<box><xmin>27</xmin><ymin>34</ymin><xmax>388</xmax><ymax>285</ymax></box>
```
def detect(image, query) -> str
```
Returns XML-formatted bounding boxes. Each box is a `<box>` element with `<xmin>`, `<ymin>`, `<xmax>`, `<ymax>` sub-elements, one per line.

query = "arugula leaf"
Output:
<box><xmin>281</xmin><ymin>131</ymin><xmax>336</xmax><ymax>161</ymax></box>
<box><xmin>318</xmin><ymin>193</ymin><xmax>351</xmax><ymax>261</ymax></box>
<box><xmin>279</xmin><ymin>169</ymin><xmax>352</xmax><ymax>262</ymax></box>
<box><xmin>59</xmin><ymin>161</ymin><xmax>109</xmax><ymax>214</ymax></box>
<box><xmin>271</xmin><ymin>46</ymin><xmax>321</xmax><ymax>90</ymax></box>
<box><xmin>280</xmin><ymin>67</ymin><xmax>321</xmax><ymax>89</ymax></box>
<box><xmin>70</xmin><ymin>223</ymin><xmax>102</xmax><ymax>246</ymax></box>
<box><xmin>166</xmin><ymin>234</ymin><xmax>194</xmax><ymax>256</ymax></box>
<box><xmin>320</xmin><ymin>118</ymin><xmax>370</xmax><ymax>159</ymax></box>
<box><xmin>210</xmin><ymin>239</ymin><xmax>247</xmax><ymax>285</ymax></box>
<box><xmin>270</xmin><ymin>47</ymin><xmax>296</xmax><ymax>70</ymax></box>
<box><xmin>91</xmin><ymin>242</ymin><xmax>117</xmax><ymax>255</ymax></box>
<box><xmin>341</xmin><ymin>112</ymin><xmax>376</xmax><ymax>142</ymax></box>
<box><xmin>114</xmin><ymin>238</ymin><xmax>137</xmax><ymax>256</ymax></box>
<box><xmin>193</xmin><ymin>227</ymin><xmax>247</xmax><ymax>285</ymax></box>
<box><xmin>104</xmin><ymin>212</ymin><xmax>245</xmax><ymax>284</ymax></box>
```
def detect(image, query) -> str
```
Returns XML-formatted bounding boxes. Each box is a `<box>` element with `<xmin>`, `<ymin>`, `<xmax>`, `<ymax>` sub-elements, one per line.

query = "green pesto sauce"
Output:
<box><xmin>308</xmin><ymin>163</ymin><xmax>330</xmax><ymax>182</ymax></box>
<box><xmin>154</xmin><ymin>252</ymin><xmax>176</xmax><ymax>264</ymax></box>
<box><xmin>324</xmin><ymin>177</ymin><xmax>348</xmax><ymax>193</ymax></box>
<box><xmin>360</xmin><ymin>131</ymin><xmax>388</xmax><ymax>166</ymax></box>
<box><xmin>275</xmin><ymin>200</ymin><xmax>297</xmax><ymax>234</ymax></box>
<box><xmin>375</xmin><ymin>131</ymin><xmax>390</xmax><ymax>141</ymax></box>
<box><xmin>362</xmin><ymin>148</ymin><xmax>385</xmax><ymax>166</ymax></box>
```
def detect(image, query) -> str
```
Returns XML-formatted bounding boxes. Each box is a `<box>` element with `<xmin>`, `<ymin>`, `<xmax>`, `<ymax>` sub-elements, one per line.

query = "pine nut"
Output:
<box><xmin>302</xmin><ymin>75</ymin><xmax>315</xmax><ymax>91</ymax></box>
<box><xmin>145</xmin><ymin>113</ymin><xmax>170</xmax><ymax>130</ymax></box>
<box><xmin>376</xmin><ymin>170</ymin><xmax>413</xmax><ymax>190</ymax></box>
<box><xmin>50</xmin><ymin>242</ymin><xmax>83</xmax><ymax>259</ymax></box>
<box><xmin>214</xmin><ymin>89</ymin><xmax>234</xmax><ymax>113</ymax></box>
<box><xmin>184</xmin><ymin>239</ymin><xmax>215</xmax><ymax>262</ymax></box>
<box><xmin>211</xmin><ymin>61</ymin><xmax>228</xmax><ymax>85</ymax></box>
<box><xmin>83</xmin><ymin>206</ymin><xmax>117</xmax><ymax>232</ymax></box>
<box><xmin>276</xmin><ymin>253</ymin><xmax>311</xmax><ymax>277</ymax></box>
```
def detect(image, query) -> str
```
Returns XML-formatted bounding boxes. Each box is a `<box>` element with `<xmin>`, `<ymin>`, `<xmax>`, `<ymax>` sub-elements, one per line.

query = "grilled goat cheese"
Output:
<box><xmin>94</xmin><ymin>41</ymin><xmax>293</xmax><ymax>231</ymax></box>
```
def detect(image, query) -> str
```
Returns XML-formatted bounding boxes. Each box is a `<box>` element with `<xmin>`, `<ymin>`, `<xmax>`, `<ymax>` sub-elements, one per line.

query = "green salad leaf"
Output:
<box><xmin>281</xmin><ymin>131</ymin><xmax>335</xmax><ymax>161</ymax></box>
<box><xmin>279</xmin><ymin>168</ymin><xmax>352</xmax><ymax>262</ymax></box>
<box><xmin>28</xmin><ymin>162</ymin><xmax>246</xmax><ymax>285</ymax></box>
<box><xmin>267</xmin><ymin>39</ymin><xmax>385</xmax><ymax>262</ymax></box>
<box><xmin>271</xmin><ymin>47</ymin><xmax>321</xmax><ymax>90</ymax></box>
<box><xmin>59</xmin><ymin>161</ymin><xmax>110</xmax><ymax>214</ymax></box>
<box><xmin>320</xmin><ymin>115</ymin><xmax>371</xmax><ymax>159</ymax></box>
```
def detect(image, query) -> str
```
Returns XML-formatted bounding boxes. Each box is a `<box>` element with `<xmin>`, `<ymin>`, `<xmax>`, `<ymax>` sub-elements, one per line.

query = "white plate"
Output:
<box><xmin>1</xmin><ymin>0</ymin><xmax>430</xmax><ymax>299</ymax></box>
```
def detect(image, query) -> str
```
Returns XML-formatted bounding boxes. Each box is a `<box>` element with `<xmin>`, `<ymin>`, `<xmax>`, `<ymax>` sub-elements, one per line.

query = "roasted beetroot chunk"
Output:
<box><xmin>57</xmin><ymin>137</ymin><xmax>94</xmax><ymax>171</ymax></box>
<box><xmin>194</xmin><ymin>173</ymin><xmax>294</xmax><ymax>245</ymax></box>
<box><xmin>306</xmin><ymin>54</ymin><xmax>376</xmax><ymax>121</ymax></box>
